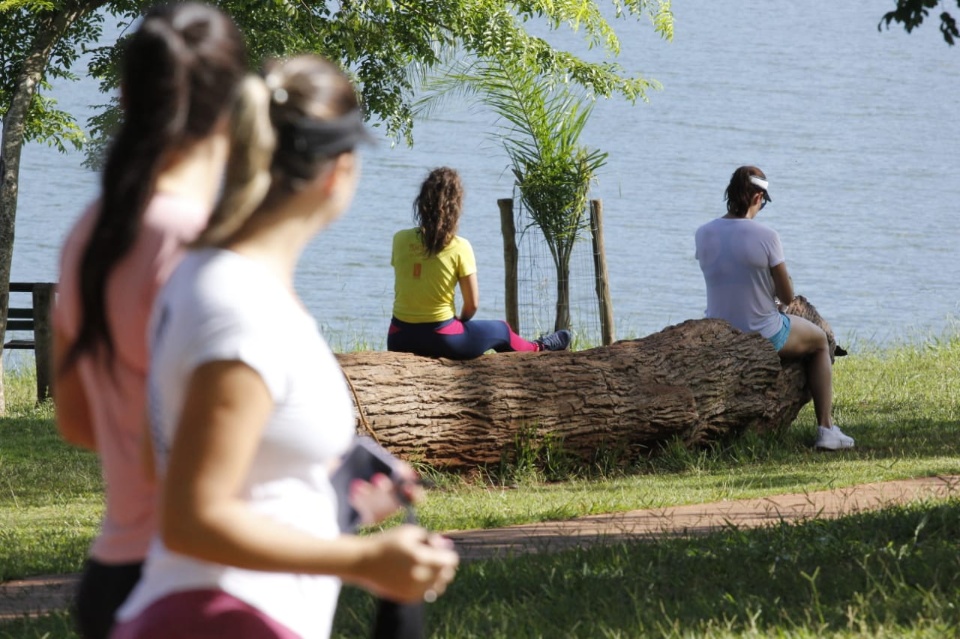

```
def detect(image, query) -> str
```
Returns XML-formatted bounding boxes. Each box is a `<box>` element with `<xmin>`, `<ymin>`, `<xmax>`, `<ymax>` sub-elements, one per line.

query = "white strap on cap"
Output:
<box><xmin>749</xmin><ymin>175</ymin><xmax>769</xmax><ymax>191</ymax></box>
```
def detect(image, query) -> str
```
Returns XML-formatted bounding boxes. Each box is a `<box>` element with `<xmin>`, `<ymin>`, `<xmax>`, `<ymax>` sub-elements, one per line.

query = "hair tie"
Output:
<box><xmin>262</xmin><ymin>73</ymin><xmax>288</xmax><ymax>105</ymax></box>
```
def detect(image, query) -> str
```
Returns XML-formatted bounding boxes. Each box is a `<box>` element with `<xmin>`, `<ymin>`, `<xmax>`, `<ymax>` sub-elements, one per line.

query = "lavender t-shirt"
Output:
<box><xmin>694</xmin><ymin>217</ymin><xmax>786</xmax><ymax>339</ymax></box>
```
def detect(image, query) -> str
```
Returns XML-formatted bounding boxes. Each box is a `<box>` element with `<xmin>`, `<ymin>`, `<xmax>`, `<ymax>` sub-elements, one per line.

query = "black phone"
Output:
<box><xmin>330</xmin><ymin>437</ymin><xmax>403</xmax><ymax>531</ymax></box>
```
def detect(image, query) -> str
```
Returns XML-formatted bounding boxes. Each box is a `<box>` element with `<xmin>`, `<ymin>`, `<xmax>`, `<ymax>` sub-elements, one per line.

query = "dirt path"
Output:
<box><xmin>446</xmin><ymin>475</ymin><xmax>959</xmax><ymax>560</ymax></box>
<box><xmin>3</xmin><ymin>475</ymin><xmax>957</xmax><ymax>621</ymax></box>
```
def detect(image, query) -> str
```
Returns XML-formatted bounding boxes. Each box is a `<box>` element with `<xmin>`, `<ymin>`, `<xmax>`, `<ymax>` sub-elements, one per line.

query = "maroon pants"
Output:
<box><xmin>110</xmin><ymin>589</ymin><xmax>301</xmax><ymax>639</ymax></box>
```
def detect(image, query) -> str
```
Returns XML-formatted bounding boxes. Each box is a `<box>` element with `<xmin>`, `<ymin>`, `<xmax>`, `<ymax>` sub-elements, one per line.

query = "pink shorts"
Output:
<box><xmin>110</xmin><ymin>589</ymin><xmax>301</xmax><ymax>639</ymax></box>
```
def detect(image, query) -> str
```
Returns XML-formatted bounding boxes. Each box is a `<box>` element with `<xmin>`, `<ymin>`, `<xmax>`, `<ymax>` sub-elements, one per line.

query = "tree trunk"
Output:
<box><xmin>338</xmin><ymin>296</ymin><xmax>837</xmax><ymax>470</ymax></box>
<box><xmin>551</xmin><ymin>238</ymin><xmax>574</xmax><ymax>332</ymax></box>
<box><xmin>553</xmin><ymin>260</ymin><xmax>570</xmax><ymax>332</ymax></box>
<box><xmin>0</xmin><ymin>3</ymin><xmax>103</xmax><ymax>413</ymax></box>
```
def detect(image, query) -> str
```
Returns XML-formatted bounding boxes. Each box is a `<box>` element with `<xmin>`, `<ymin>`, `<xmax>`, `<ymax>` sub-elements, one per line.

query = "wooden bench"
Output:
<box><xmin>4</xmin><ymin>282</ymin><xmax>56</xmax><ymax>401</ymax></box>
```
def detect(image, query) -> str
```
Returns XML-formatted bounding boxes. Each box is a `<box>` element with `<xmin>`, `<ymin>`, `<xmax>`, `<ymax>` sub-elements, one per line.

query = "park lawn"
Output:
<box><xmin>413</xmin><ymin>334</ymin><xmax>960</xmax><ymax>531</ymax></box>
<box><xmin>333</xmin><ymin>500</ymin><xmax>960</xmax><ymax>638</ymax></box>
<box><xmin>1</xmin><ymin>335</ymin><xmax>958</xmax><ymax>637</ymax></box>
<box><xmin>6</xmin><ymin>500</ymin><xmax>960</xmax><ymax>638</ymax></box>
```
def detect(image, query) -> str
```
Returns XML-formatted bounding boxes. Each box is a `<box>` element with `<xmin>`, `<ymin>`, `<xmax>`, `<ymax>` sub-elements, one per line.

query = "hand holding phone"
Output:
<box><xmin>330</xmin><ymin>437</ymin><xmax>417</xmax><ymax>531</ymax></box>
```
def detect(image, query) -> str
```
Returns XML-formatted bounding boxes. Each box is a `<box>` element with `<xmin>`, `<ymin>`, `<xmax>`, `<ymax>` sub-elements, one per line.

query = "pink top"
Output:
<box><xmin>53</xmin><ymin>193</ymin><xmax>209</xmax><ymax>563</ymax></box>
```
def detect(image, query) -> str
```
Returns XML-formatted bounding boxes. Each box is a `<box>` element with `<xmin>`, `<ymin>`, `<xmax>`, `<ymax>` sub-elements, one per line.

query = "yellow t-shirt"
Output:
<box><xmin>391</xmin><ymin>228</ymin><xmax>477</xmax><ymax>323</ymax></box>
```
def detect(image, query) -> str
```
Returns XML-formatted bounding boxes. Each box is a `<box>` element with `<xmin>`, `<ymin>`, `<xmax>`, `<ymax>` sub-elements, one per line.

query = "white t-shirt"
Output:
<box><xmin>694</xmin><ymin>217</ymin><xmax>786</xmax><ymax>339</ymax></box>
<box><xmin>117</xmin><ymin>249</ymin><xmax>355</xmax><ymax>639</ymax></box>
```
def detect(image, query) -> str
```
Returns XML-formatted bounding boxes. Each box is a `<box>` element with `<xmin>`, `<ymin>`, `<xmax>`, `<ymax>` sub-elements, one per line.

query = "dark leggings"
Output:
<box><xmin>387</xmin><ymin>317</ymin><xmax>538</xmax><ymax>360</ymax></box>
<box><xmin>74</xmin><ymin>559</ymin><xmax>142</xmax><ymax>639</ymax></box>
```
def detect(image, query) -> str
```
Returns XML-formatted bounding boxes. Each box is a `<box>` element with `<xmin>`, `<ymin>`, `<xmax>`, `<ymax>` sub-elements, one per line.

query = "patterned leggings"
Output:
<box><xmin>387</xmin><ymin>317</ymin><xmax>539</xmax><ymax>360</ymax></box>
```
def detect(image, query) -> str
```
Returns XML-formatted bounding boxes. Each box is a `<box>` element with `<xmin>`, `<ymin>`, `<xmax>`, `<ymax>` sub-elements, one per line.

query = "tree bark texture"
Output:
<box><xmin>338</xmin><ymin>297</ymin><xmax>838</xmax><ymax>469</ymax></box>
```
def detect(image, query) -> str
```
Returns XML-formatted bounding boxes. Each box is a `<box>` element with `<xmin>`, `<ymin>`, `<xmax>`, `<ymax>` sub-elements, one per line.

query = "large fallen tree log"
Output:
<box><xmin>336</xmin><ymin>296</ymin><xmax>839</xmax><ymax>469</ymax></box>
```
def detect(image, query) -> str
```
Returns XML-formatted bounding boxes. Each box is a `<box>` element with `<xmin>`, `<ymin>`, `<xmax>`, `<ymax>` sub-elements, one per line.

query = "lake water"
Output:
<box><xmin>11</xmin><ymin>2</ymin><xmax>960</xmax><ymax>351</ymax></box>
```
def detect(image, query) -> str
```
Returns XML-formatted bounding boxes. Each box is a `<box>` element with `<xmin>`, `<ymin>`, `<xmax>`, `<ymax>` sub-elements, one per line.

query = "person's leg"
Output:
<box><xmin>387</xmin><ymin>318</ymin><xmax>449</xmax><ymax>358</ymax></box>
<box><xmin>441</xmin><ymin>319</ymin><xmax>536</xmax><ymax>359</ymax></box>
<box><xmin>389</xmin><ymin>317</ymin><xmax>569</xmax><ymax>360</ymax></box>
<box><xmin>486</xmin><ymin>321</ymin><xmax>540</xmax><ymax>354</ymax></box>
<box><xmin>73</xmin><ymin>559</ymin><xmax>142</xmax><ymax>639</ymax></box>
<box><xmin>778</xmin><ymin>315</ymin><xmax>833</xmax><ymax>427</ymax></box>
<box><xmin>446</xmin><ymin>321</ymin><xmax>574</xmax><ymax>358</ymax></box>
<box><xmin>778</xmin><ymin>314</ymin><xmax>853</xmax><ymax>449</ymax></box>
<box><xmin>386</xmin><ymin>319</ymin><xmax>402</xmax><ymax>352</ymax></box>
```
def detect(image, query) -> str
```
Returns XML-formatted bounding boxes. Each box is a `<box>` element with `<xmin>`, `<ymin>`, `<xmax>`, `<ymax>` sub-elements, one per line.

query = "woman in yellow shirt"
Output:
<box><xmin>388</xmin><ymin>167</ymin><xmax>571</xmax><ymax>359</ymax></box>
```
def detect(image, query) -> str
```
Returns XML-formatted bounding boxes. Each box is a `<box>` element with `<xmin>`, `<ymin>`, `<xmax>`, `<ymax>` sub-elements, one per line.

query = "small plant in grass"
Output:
<box><xmin>588</xmin><ymin>439</ymin><xmax>635</xmax><ymax>478</ymax></box>
<box><xmin>495</xmin><ymin>424</ymin><xmax>554</xmax><ymax>484</ymax></box>
<box><xmin>640</xmin><ymin>429</ymin><xmax>810</xmax><ymax>476</ymax></box>
<box><xmin>493</xmin><ymin>424</ymin><xmax>605</xmax><ymax>484</ymax></box>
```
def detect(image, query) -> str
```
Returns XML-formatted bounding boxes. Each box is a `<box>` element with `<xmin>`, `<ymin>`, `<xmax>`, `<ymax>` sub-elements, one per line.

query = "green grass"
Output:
<box><xmin>9</xmin><ymin>501</ymin><xmax>960</xmax><ymax>638</ymax></box>
<box><xmin>410</xmin><ymin>336</ymin><xmax>960</xmax><ymax>531</ymax></box>
<box><xmin>0</xmin><ymin>373</ymin><xmax>102</xmax><ymax>582</ymax></box>
<box><xmin>336</xmin><ymin>500</ymin><xmax>960</xmax><ymax>638</ymax></box>
<box><xmin>1</xmin><ymin>336</ymin><xmax>958</xmax><ymax>636</ymax></box>
<box><xmin>0</xmin><ymin>611</ymin><xmax>74</xmax><ymax>639</ymax></box>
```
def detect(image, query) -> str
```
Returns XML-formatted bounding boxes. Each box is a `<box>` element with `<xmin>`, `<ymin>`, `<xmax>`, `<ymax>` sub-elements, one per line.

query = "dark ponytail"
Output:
<box><xmin>63</xmin><ymin>3</ymin><xmax>245</xmax><ymax>369</ymax></box>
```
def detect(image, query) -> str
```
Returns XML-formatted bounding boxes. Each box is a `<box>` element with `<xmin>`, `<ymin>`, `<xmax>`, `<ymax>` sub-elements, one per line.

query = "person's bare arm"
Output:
<box><xmin>457</xmin><ymin>273</ymin><xmax>479</xmax><ymax>321</ymax></box>
<box><xmin>52</xmin><ymin>329</ymin><xmax>96</xmax><ymax>450</ymax></box>
<box><xmin>161</xmin><ymin>360</ymin><xmax>457</xmax><ymax>602</ymax></box>
<box><xmin>770</xmin><ymin>262</ymin><xmax>794</xmax><ymax>307</ymax></box>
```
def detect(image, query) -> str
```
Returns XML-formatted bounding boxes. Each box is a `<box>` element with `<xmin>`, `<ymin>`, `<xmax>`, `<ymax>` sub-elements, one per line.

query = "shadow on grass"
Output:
<box><xmin>0</xmin><ymin>611</ymin><xmax>74</xmax><ymax>639</ymax></box>
<box><xmin>637</xmin><ymin>415</ymin><xmax>960</xmax><ymax>479</ymax></box>
<box><xmin>333</xmin><ymin>499</ymin><xmax>960</xmax><ymax>638</ymax></box>
<box><xmin>848</xmin><ymin>417</ymin><xmax>960</xmax><ymax>459</ymax></box>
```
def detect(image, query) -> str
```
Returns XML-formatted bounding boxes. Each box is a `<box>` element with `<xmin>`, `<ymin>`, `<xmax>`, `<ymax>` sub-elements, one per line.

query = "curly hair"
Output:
<box><xmin>724</xmin><ymin>165</ymin><xmax>768</xmax><ymax>218</ymax></box>
<box><xmin>414</xmin><ymin>167</ymin><xmax>463</xmax><ymax>256</ymax></box>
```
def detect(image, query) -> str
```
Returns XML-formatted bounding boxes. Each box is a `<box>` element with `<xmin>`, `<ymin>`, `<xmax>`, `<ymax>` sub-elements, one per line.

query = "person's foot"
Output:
<box><xmin>814</xmin><ymin>425</ymin><xmax>855</xmax><ymax>450</ymax></box>
<box><xmin>536</xmin><ymin>329</ymin><xmax>572</xmax><ymax>352</ymax></box>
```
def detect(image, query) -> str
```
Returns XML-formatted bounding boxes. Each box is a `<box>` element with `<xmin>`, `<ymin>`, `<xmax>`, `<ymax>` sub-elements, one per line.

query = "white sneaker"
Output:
<box><xmin>815</xmin><ymin>425</ymin><xmax>855</xmax><ymax>450</ymax></box>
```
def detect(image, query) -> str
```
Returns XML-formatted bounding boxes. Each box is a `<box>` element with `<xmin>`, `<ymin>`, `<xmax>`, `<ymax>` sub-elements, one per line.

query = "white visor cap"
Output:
<box><xmin>749</xmin><ymin>175</ymin><xmax>772</xmax><ymax>201</ymax></box>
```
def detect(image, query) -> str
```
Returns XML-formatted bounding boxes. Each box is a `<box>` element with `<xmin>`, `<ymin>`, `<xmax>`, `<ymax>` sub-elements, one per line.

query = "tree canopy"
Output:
<box><xmin>0</xmin><ymin>0</ymin><xmax>672</xmax><ymax>411</ymax></box>
<box><xmin>881</xmin><ymin>0</ymin><xmax>959</xmax><ymax>44</ymax></box>
<box><xmin>4</xmin><ymin>0</ymin><xmax>674</xmax><ymax>154</ymax></box>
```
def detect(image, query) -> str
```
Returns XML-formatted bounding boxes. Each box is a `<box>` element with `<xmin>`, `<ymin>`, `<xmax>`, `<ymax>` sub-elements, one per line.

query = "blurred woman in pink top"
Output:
<box><xmin>51</xmin><ymin>4</ymin><xmax>247</xmax><ymax>638</ymax></box>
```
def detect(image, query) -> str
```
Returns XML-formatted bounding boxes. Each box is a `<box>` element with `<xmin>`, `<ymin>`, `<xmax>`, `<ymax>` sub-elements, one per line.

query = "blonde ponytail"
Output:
<box><xmin>193</xmin><ymin>74</ymin><xmax>276</xmax><ymax>247</ymax></box>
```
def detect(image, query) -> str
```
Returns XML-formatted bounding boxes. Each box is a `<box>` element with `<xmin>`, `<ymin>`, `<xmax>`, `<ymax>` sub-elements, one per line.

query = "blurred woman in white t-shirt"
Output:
<box><xmin>112</xmin><ymin>55</ymin><xmax>458</xmax><ymax>639</ymax></box>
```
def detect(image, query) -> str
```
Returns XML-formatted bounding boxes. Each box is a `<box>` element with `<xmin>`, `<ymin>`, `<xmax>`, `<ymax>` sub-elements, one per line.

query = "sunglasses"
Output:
<box><xmin>759</xmin><ymin>191</ymin><xmax>770</xmax><ymax>210</ymax></box>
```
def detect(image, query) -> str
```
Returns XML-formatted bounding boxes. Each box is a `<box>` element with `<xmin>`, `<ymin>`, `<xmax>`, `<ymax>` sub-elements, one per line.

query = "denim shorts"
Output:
<box><xmin>768</xmin><ymin>313</ymin><xmax>792</xmax><ymax>351</ymax></box>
